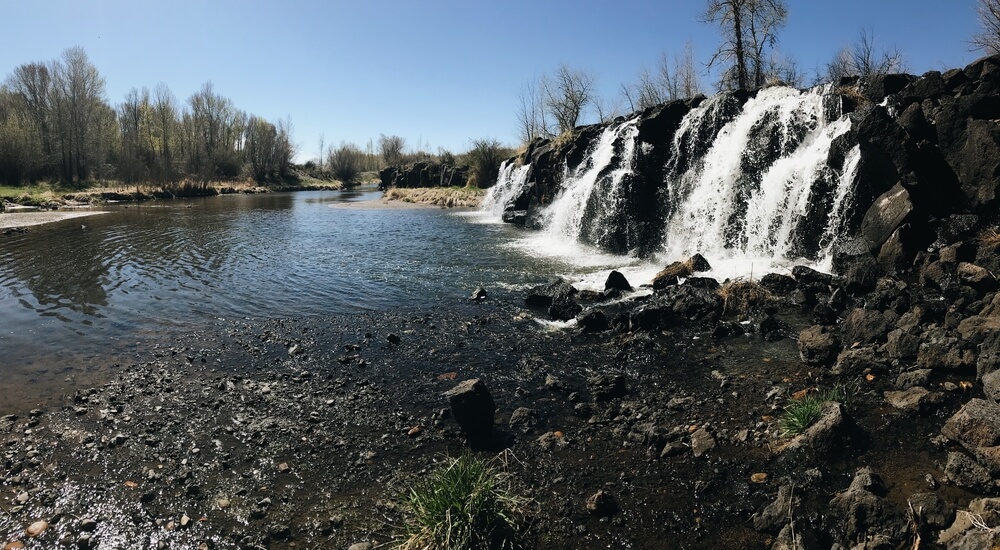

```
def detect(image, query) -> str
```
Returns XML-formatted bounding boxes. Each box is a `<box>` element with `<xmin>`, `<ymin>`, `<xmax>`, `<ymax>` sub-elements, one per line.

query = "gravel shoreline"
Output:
<box><xmin>0</xmin><ymin>276</ymin><xmax>996</xmax><ymax>548</ymax></box>
<box><xmin>0</xmin><ymin>211</ymin><xmax>109</xmax><ymax>230</ymax></box>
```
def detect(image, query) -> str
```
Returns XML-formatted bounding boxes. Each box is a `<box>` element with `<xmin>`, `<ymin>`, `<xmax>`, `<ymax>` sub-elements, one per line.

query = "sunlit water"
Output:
<box><xmin>0</xmin><ymin>188</ymin><xmax>643</xmax><ymax>402</ymax></box>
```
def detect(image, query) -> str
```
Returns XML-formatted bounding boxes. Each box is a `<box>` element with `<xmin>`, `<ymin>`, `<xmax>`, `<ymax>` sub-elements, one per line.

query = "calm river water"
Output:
<box><xmin>0</xmin><ymin>188</ymin><xmax>645</xmax><ymax>406</ymax></box>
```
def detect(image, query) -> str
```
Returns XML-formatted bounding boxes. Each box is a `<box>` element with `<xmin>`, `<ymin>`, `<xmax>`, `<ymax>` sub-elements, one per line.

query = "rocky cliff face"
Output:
<box><xmin>379</xmin><ymin>161</ymin><xmax>468</xmax><ymax>189</ymax></box>
<box><xmin>494</xmin><ymin>55</ymin><xmax>1000</xmax><ymax>276</ymax></box>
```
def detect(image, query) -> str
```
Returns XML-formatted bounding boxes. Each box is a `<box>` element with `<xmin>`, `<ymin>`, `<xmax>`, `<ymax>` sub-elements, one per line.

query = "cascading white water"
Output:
<box><xmin>482</xmin><ymin>160</ymin><xmax>531</xmax><ymax>216</ymax></box>
<box><xmin>540</xmin><ymin>117</ymin><xmax>639</xmax><ymax>247</ymax></box>
<box><xmin>661</xmin><ymin>86</ymin><xmax>857</xmax><ymax>275</ymax></box>
<box><xmin>480</xmin><ymin>85</ymin><xmax>863</xmax><ymax>280</ymax></box>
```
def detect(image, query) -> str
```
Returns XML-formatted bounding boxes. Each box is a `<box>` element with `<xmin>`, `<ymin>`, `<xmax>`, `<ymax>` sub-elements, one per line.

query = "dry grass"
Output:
<box><xmin>979</xmin><ymin>227</ymin><xmax>1000</xmax><ymax>247</ymax></box>
<box><xmin>384</xmin><ymin>187</ymin><xmax>486</xmax><ymax>208</ymax></box>
<box><xmin>717</xmin><ymin>278</ymin><xmax>775</xmax><ymax>316</ymax></box>
<box><xmin>835</xmin><ymin>84</ymin><xmax>869</xmax><ymax>108</ymax></box>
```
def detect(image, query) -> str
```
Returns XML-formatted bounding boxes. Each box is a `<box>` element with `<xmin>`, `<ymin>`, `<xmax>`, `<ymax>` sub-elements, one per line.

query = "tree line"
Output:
<box><xmin>0</xmin><ymin>47</ymin><xmax>294</xmax><ymax>187</ymax></box>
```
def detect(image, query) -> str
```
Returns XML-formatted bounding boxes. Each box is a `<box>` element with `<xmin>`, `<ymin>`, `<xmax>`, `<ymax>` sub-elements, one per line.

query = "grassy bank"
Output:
<box><xmin>0</xmin><ymin>178</ymin><xmax>342</xmax><ymax>208</ymax></box>
<box><xmin>383</xmin><ymin>186</ymin><xmax>486</xmax><ymax>208</ymax></box>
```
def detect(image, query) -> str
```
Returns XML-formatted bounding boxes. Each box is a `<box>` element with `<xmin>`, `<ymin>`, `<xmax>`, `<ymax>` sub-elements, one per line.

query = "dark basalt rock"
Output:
<box><xmin>444</xmin><ymin>379</ymin><xmax>496</xmax><ymax>449</ymax></box>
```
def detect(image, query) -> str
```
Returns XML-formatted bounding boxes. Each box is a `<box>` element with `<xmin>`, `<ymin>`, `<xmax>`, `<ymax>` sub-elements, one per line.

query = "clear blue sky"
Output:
<box><xmin>1</xmin><ymin>0</ymin><xmax>983</xmax><ymax>162</ymax></box>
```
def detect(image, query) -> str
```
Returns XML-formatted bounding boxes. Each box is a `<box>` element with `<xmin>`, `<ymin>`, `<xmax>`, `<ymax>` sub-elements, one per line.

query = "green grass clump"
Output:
<box><xmin>398</xmin><ymin>453</ymin><xmax>529</xmax><ymax>550</ymax></box>
<box><xmin>779</xmin><ymin>395</ymin><xmax>824</xmax><ymax>438</ymax></box>
<box><xmin>779</xmin><ymin>384</ymin><xmax>855</xmax><ymax>438</ymax></box>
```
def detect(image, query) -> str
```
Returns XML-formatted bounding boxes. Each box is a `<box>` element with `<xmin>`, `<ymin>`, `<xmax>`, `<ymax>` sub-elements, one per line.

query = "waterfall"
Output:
<box><xmin>482</xmin><ymin>85</ymin><xmax>863</xmax><ymax>277</ymax></box>
<box><xmin>661</xmin><ymin>86</ymin><xmax>856</xmax><ymax>274</ymax></box>
<box><xmin>539</xmin><ymin>117</ymin><xmax>640</xmax><ymax>251</ymax></box>
<box><xmin>482</xmin><ymin>160</ymin><xmax>531</xmax><ymax>216</ymax></box>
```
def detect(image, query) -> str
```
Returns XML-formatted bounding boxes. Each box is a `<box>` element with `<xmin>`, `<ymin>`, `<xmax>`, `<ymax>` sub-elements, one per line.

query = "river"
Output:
<box><xmin>0</xmin><ymin>187</ymin><xmax>652</xmax><ymax>409</ymax></box>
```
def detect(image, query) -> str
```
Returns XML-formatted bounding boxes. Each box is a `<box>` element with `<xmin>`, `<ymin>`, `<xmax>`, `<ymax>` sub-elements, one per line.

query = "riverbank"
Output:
<box><xmin>0</xmin><ymin>179</ymin><xmax>342</xmax><ymax>211</ymax></box>
<box><xmin>2</xmin><ymin>259</ymin><xmax>998</xmax><ymax>548</ymax></box>
<box><xmin>382</xmin><ymin>186</ymin><xmax>485</xmax><ymax>208</ymax></box>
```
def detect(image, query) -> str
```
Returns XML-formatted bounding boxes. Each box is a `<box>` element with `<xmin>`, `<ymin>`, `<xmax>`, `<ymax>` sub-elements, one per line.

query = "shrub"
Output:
<box><xmin>328</xmin><ymin>142</ymin><xmax>365</xmax><ymax>185</ymax></box>
<box><xmin>398</xmin><ymin>453</ymin><xmax>530</xmax><ymax>550</ymax></box>
<box><xmin>465</xmin><ymin>139</ymin><xmax>512</xmax><ymax>188</ymax></box>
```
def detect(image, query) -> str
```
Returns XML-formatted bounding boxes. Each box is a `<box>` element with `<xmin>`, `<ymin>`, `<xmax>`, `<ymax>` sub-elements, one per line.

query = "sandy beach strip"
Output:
<box><xmin>329</xmin><ymin>198</ymin><xmax>441</xmax><ymax>210</ymax></box>
<box><xmin>0</xmin><ymin>210</ymin><xmax>109</xmax><ymax>229</ymax></box>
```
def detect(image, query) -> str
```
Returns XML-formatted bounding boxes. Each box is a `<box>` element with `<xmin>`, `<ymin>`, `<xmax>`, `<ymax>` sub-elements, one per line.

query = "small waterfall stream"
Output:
<box><xmin>487</xmin><ymin>85</ymin><xmax>862</xmax><ymax>277</ymax></box>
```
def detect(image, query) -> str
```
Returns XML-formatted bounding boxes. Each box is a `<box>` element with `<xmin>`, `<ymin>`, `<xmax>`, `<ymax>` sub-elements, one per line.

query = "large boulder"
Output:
<box><xmin>841</xmin><ymin>308</ymin><xmax>891</xmax><ymax>345</ymax></box>
<box><xmin>860</xmin><ymin>183</ymin><xmax>914</xmax><ymax>252</ymax></box>
<box><xmin>798</xmin><ymin>325</ymin><xmax>840</xmax><ymax>365</ymax></box>
<box><xmin>942</xmin><ymin>398</ymin><xmax>1000</xmax><ymax>472</ymax></box>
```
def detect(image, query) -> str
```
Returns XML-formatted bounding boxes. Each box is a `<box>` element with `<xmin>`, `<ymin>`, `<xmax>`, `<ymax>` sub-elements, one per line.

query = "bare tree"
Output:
<box><xmin>543</xmin><ymin>64</ymin><xmax>596</xmax><ymax>134</ymax></box>
<box><xmin>377</xmin><ymin>134</ymin><xmax>406</xmax><ymax>167</ymax></box>
<box><xmin>827</xmin><ymin>27</ymin><xmax>906</xmax><ymax>81</ymax></box>
<box><xmin>153</xmin><ymin>83</ymin><xmax>177</xmax><ymax>182</ymax></box>
<box><xmin>703</xmin><ymin>0</ymin><xmax>787</xmax><ymax>90</ymax></box>
<box><xmin>49</xmin><ymin>47</ymin><xmax>109</xmax><ymax>182</ymax></box>
<box><xmin>317</xmin><ymin>132</ymin><xmax>324</xmax><ymax>170</ymax></box>
<box><xmin>973</xmin><ymin>0</ymin><xmax>1000</xmax><ymax>55</ymax></box>
<box><xmin>515</xmin><ymin>76</ymin><xmax>547</xmax><ymax>144</ymax></box>
<box><xmin>677</xmin><ymin>42</ymin><xmax>703</xmax><ymax>99</ymax></box>
<box><xmin>621</xmin><ymin>43</ymin><xmax>702</xmax><ymax>114</ymax></box>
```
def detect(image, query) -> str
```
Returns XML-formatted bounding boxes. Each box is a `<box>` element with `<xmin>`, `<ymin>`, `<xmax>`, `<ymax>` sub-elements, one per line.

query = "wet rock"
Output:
<box><xmin>860</xmin><ymin>183</ymin><xmax>914</xmax><ymax>251</ymax></box>
<box><xmin>827</xmin><ymin>467</ymin><xmax>908</xmax><ymax>545</ymax></box>
<box><xmin>842</xmin><ymin>308</ymin><xmax>890</xmax><ymax>345</ymax></box>
<box><xmin>945</xmin><ymin>451</ymin><xmax>993</xmax><ymax>491</ymax></box>
<box><xmin>509</xmin><ymin>407</ymin><xmax>537</xmax><ymax>433</ymax></box>
<box><xmin>895</xmin><ymin>369</ymin><xmax>932</xmax><ymax>390</ymax></box>
<box><xmin>958</xmin><ymin>262</ymin><xmax>997</xmax><ymax>293</ymax></box>
<box><xmin>907</xmin><ymin>492</ymin><xmax>954</xmax><ymax>530</ymax></box>
<box><xmin>886</xmin><ymin>328</ymin><xmax>920</xmax><ymax>359</ymax></box>
<box><xmin>983</xmin><ymin>369</ymin><xmax>1000</xmax><ymax>402</ymax></box>
<box><xmin>833</xmin><ymin>346</ymin><xmax>886</xmax><ymax>375</ymax></box>
<box><xmin>525</xmin><ymin>278</ymin><xmax>577</xmax><ymax>308</ymax></box>
<box><xmin>792</xmin><ymin>265</ymin><xmax>834</xmax><ymax>287</ymax></box>
<box><xmin>577</xmin><ymin>310</ymin><xmax>609</xmax><ymax>332</ymax></box>
<box><xmin>652</xmin><ymin>262</ymin><xmax>690</xmax><ymax>289</ymax></box>
<box><xmin>884</xmin><ymin>387</ymin><xmax>943</xmax><ymax>414</ymax></box>
<box><xmin>917</xmin><ymin>336</ymin><xmax>976</xmax><ymax>371</ymax></box>
<box><xmin>25</xmin><ymin>520</ymin><xmax>47</xmax><ymax>537</ymax></box>
<box><xmin>938</xmin><ymin>496</ymin><xmax>1000</xmax><ymax>548</ymax></box>
<box><xmin>269</xmin><ymin>524</ymin><xmax>291</xmax><ymax>540</ymax></box>
<box><xmin>758</xmin><ymin>273</ymin><xmax>797</xmax><ymax>295</ymax></box>
<box><xmin>537</xmin><ymin>431</ymin><xmax>567</xmax><ymax>450</ymax></box>
<box><xmin>587</xmin><ymin>373</ymin><xmax>627</xmax><ymax>402</ymax></box>
<box><xmin>79</xmin><ymin>518</ymin><xmax>97</xmax><ymax>532</ymax></box>
<box><xmin>548</xmin><ymin>295</ymin><xmax>582</xmax><ymax>321</ymax></box>
<box><xmin>772</xmin><ymin>521</ymin><xmax>819</xmax><ymax>550</ymax></box>
<box><xmin>942</xmin><ymin>398</ymin><xmax>1000</xmax><ymax>472</ymax></box>
<box><xmin>690</xmin><ymin>428</ymin><xmax>715</xmax><ymax>457</ymax></box>
<box><xmin>470</xmin><ymin>286</ymin><xmax>488</xmax><ymax>301</ymax></box>
<box><xmin>444</xmin><ymin>378</ymin><xmax>496</xmax><ymax>448</ymax></box>
<box><xmin>752</xmin><ymin>484</ymin><xmax>797</xmax><ymax>533</ymax></box>
<box><xmin>586</xmin><ymin>489</ymin><xmax>617</xmax><ymax>517</ymax></box>
<box><xmin>604</xmin><ymin>270</ymin><xmax>632</xmax><ymax>293</ymax></box>
<box><xmin>798</xmin><ymin>325</ymin><xmax>840</xmax><ymax>365</ymax></box>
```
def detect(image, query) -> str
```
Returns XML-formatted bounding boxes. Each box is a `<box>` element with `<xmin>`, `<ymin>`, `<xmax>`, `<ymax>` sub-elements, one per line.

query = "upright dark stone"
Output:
<box><xmin>444</xmin><ymin>379</ymin><xmax>496</xmax><ymax>449</ymax></box>
<box><xmin>604</xmin><ymin>270</ymin><xmax>633</xmax><ymax>293</ymax></box>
